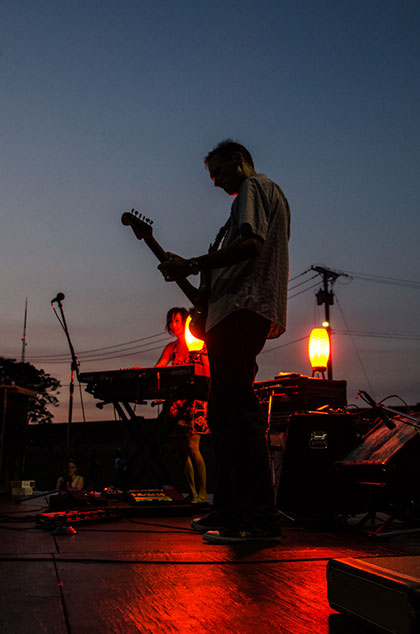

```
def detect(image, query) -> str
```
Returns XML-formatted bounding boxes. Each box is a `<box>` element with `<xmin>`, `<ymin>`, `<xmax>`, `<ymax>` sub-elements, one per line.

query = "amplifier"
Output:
<box><xmin>275</xmin><ymin>412</ymin><xmax>358</xmax><ymax>516</ymax></box>
<box><xmin>255</xmin><ymin>374</ymin><xmax>347</xmax><ymax>413</ymax></box>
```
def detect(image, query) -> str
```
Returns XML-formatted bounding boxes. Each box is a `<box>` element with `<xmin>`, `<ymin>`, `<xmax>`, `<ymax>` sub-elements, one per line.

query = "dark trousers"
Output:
<box><xmin>206</xmin><ymin>309</ymin><xmax>277</xmax><ymax>527</ymax></box>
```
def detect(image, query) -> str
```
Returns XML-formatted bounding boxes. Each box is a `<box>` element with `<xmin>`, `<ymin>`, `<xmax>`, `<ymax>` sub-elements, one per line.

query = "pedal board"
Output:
<box><xmin>36</xmin><ymin>507</ymin><xmax>123</xmax><ymax>529</ymax></box>
<box><xmin>124</xmin><ymin>485</ymin><xmax>185</xmax><ymax>505</ymax></box>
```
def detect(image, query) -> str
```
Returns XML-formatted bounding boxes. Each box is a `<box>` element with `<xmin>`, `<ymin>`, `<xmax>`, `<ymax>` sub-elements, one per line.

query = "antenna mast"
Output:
<box><xmin>20</xmin><ymin>298</ymin><xmax>28</xmax><ymax>362</ymax></box>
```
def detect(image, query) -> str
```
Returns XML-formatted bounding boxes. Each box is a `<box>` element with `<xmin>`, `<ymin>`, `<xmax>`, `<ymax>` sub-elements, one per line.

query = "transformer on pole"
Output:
<box><xmin>311</xmin><ymin>266</ymin><xmax>350</xmax><ymax>380</ymax></box>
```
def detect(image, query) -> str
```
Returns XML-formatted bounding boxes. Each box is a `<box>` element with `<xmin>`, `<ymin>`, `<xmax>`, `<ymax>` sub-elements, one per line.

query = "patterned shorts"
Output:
<box><xmin>169</xmin><ymin>399</ymin><xmax>209</xmax><ymax>436</ymax></box>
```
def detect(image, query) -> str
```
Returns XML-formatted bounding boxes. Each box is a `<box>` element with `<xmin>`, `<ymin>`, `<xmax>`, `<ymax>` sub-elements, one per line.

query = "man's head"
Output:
<box><xmin>204</xmin><ymin>139</ymin><xmax>256</xmax><ymax>195</ymax></box>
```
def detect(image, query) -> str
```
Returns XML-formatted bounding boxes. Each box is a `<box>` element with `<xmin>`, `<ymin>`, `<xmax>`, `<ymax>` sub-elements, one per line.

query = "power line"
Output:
<box><xmin>21</xmin><ymin>269</ymin><xmax>321</xmax><ymax>364</ymax></box>
<box><xmin>291</xmin><ymin>266</ymin><xmax>420</xmax><ymax>290</ymax></box>
<box><xmin>15</xmin><ymin>265</ymin><xmax>420</xmax><ymax>368</ymax></box>
<box><xmin>22</xmin><ymin>332</ymin><xmax>169</xmax><ymax>362</ymax></box>
<box><xmin>288</xmin><ymin>268</ymin><xmax>312</xmax><ymax>283</ymax></box>
<box><xmin>260</xmin><ymin>336</ymin><xmax>308</xmax><ymax>355</ymax></box>
<box><xmin>25</xmin><ymin>342</ymin><xmax>170</xmax><ymax>365</ymax></box>
<box><xmin>334</xmin><ymin>329</ymin><xmax>420</xmax><ymax>342</ymax></box>
<box><xmin>339</xmin><ymin>270</ymin><xmax>420</xmax><ymax>290</ymax></box>
<box><xmin>288</xmin><ymin>273</ymin><xmax>319</xmax><ymax>292</ymax></box>
<box><xmin>24</xmin><ymin>331</ymin><xmax>169</xmax><ymax>360</ymax></box>
<box><xmin>335</xmin><ymin>297</ymin><xmax>376</xmax><ymax>398</ymax></box>
<box><xmin>288</xmin><ymin>281</ymin><xmax>320</xmax><ymax>300</ymax></box>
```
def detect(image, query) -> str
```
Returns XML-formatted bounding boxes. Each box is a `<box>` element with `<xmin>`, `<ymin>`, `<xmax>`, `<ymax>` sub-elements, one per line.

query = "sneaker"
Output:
<box><xmin>190</xmin><ymin>512</ymin><xmax>227</xmax><ymax>533</ymax></box>
<box><xmin>202</xmin><ymin>525</ymin><xmax>283</xmax><ymax>544</ymax></box>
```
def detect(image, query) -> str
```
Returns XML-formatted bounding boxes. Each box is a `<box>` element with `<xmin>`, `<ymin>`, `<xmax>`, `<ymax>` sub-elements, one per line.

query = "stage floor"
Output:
<box><xmin>2</xmin><ymin>494</ymin><xmax>420</xmax><ymax>634</ymax></box>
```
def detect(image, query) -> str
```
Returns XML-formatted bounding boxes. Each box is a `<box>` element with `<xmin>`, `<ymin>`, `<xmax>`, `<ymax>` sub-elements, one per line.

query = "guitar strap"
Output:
<box><xmin>209</xmin><ymin>218</ymin><xmax>231</xmax><ymax>254</ymax></box>
<box><xmin>186</xmin><ymin>218</ymin><xmax>232</xmax><ymax>340</ymax></box>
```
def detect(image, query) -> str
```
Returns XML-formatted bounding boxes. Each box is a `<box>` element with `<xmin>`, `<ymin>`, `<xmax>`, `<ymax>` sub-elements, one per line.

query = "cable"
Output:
<box><xmin>288</xmin><ymin>268</ymin><xmax>312</xmax><ymax>283</ymax></box>
<box><xmin>288</xmin><ymin>281</ymin><xmax>320</xmax><ymax>300</ymax></box>
<box><xmin>288</xmin><ymin>273</ymin><xmax>319</xmax><ymax>292</ymax></box>
<box><xmin>15</xmin><ymin>265</ymin><xmax>420</xmax><ymax>368</ymax></box>
<box><xmin>25</xmin><ymin>276</ymin><xmax>320</xmax><ymax>364</ymax></box>
<box><xmin>260</xmin><ymin>335</ymin><xmax>308</xmax><ymax>355</ymax></box>
<box><xmin>335</xmin><ymin>297</ymin><xmax>376</xmax><ymax>397</ymax></box>
<box><xmin>25</xmin><ymin>332</ymin><xmax>171</xmax><ymax>361</ymax></box>
<box><xmin>340</xmin><ymin>270</ymin><xmax>420</xmax><ymax>290</ymax></box>
<box><xmin>0</xmin><ymin>518</ymin><xmax>40</xmax><ymax>531</ymax></box>
<box><xmin>379</xmin><ymin>394</ymin><xmax>410</xmax><ymax>408</ymax></box>
<box><xmin>18</xmin><ymin>272</ymin><xmax>315</xmax><ymax>365</ymax></box>
<box><xmin>0</xmin><ymin>552</ymin><xmax>334</xmax><ymax>565</ymax></box>
<box><xmin>25</xmin><ymin>341</ymin><xmax>172</xmax><ymax>365</ymax></box>
<box><xmin>334</xmin><ymin>330</ymin><xmax>420</xmax><ymax>342</ymax></box>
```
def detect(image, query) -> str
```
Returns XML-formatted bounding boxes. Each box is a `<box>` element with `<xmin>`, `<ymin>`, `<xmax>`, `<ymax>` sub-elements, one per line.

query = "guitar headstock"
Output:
<box><xmin>121</xmin><ymin>209</ymin><xmax>154</xmax><ymax>240</ymax></box>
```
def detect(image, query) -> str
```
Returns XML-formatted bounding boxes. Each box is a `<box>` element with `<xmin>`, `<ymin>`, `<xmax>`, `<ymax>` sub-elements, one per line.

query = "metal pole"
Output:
<box><xmin>312</xmin><ymin>265</ymin><xmax>350</xmax><ymax>381</ymax></box>
<box><xmin>322</xmin><ymin>272</ymin><xmax>333</xmax><ymax>380</ymax></box>
<box><xmin>21</xmin><ymin>298</ymin><xmax>28</xmax><ymax>362</ymax></box>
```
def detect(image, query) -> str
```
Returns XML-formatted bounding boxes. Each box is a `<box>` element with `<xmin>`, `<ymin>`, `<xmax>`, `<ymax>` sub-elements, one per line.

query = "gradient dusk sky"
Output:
<box><xmin>2</xmin><ymin>0</ymin><xmax>420</xmax><ymax>422</ymax></box>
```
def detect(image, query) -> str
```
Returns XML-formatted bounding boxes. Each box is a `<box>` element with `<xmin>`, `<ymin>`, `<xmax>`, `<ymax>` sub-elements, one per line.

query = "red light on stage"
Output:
<box><xmin>185</xmin><ymin>315</ymin><xmax>204</xmax><ymax>352</ymax></box>
<box><xmin>308</xmin><ymin>328</ymin><xmax>330</xmax><ymax>378</ymax></box>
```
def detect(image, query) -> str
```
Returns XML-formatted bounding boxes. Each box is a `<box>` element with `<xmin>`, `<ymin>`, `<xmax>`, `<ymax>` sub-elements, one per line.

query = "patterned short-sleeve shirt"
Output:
<box><xmin>205</xmin><ymin>173</ymin><xmax>290</xmax><ymax>339</ymax></box>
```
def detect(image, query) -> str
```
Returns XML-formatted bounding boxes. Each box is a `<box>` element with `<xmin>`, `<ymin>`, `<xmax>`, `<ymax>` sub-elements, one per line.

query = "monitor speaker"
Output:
<box><xmin>336</xmin><ymin>414</ymin><xmax>420</xmax><ymax>501</ymax></box>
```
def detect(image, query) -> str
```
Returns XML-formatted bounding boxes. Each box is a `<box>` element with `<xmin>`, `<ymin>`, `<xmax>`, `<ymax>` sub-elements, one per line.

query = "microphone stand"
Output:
<box><xmin>53</xmin><ymin>296</ymin><xmax>80</xmax><ymax>458</ymax></box>
<box><xmin>357</xmin><ymin>390</ymin><xmax>420</xmax><ymax>432</ymax></box>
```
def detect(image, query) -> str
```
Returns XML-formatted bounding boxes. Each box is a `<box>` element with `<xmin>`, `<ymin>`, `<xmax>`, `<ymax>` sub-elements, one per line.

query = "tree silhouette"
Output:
<box><xmin>0</xmin><ymin>357</ymin><xmax>60</xmax><ymax>424</ymax></box>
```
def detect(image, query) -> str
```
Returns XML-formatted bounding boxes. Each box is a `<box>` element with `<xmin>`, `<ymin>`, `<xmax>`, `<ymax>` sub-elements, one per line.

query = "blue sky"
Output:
<box><xmin>1</xmin><ymin>0</ymin><xmax>420</xmax><ymax>422</ymax></box>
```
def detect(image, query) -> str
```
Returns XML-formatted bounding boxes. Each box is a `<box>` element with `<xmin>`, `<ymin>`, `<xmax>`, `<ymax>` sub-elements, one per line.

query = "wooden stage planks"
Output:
<box><xmin>2</xmin><ymin>495</ymin><xmax>420</xmax><ymax>634</ymax></box>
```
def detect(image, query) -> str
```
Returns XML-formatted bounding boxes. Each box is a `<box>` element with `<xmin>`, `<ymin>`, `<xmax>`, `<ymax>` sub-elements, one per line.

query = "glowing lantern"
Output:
<box><xmin>309</xmin><ymin>328</ymin><xmax>330</xmax><ymax>377</ymax></box>
<box><xmin>185</xmin><ymin>315</ymin><xmax>205</xmax><ymax>352</ymax></box>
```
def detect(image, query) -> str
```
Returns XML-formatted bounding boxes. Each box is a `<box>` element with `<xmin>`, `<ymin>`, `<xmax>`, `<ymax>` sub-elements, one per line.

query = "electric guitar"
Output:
<box><xmin>121</xmin><ymin>209</ymin><xmax>209</xmax><ymax>340</ymax></box>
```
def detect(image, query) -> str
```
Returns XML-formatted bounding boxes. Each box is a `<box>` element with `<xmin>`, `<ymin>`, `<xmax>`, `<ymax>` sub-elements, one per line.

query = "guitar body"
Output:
<box><xmin>122</xmin><ymin>209</ymin><xmax>208</xmax><ymax>341</ymax></box>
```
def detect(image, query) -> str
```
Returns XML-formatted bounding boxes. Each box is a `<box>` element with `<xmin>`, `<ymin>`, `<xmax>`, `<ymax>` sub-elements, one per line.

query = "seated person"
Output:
<box><xmin>56</xmin><ymin>459</ymin><xmax>84</xmax><ymax>490</ymax></box>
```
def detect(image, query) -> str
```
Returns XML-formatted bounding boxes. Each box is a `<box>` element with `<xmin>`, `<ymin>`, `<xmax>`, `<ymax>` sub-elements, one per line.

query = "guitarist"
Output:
<box><xmin>158</xmin><ymin>139</ymin><xmax>290</xmax><ymax>544</ymax></box>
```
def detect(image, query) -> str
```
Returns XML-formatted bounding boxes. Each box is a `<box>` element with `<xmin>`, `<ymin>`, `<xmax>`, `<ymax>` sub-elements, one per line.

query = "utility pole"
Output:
<box><xmin>20</xmin><ymin>298</ymin><xmax>28</xmax><ymax>362</ymax></box>
<box><xmin>311</xmin><ymin>266</ymin><xmax>350</xmax><ymax>380</ymax></box>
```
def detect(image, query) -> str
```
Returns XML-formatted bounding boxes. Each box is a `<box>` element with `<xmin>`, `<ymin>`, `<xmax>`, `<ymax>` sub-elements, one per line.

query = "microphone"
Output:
<box><xmin>51</xmin><ymin>292</ymin><xmax>65</xmax><ymax>304</ymax></box>
<box><xmin>357</xmin><ymin>390</ymin><xmax>396</xmax><ymax>430</ymax></box>
<box><xmin>375</xmin><ymin>405</ymin><xmax>396</xmax><ymax>430</ymax></box>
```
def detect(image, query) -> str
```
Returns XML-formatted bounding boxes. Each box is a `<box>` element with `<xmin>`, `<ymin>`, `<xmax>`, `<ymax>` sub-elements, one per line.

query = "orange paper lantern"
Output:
<box><xmin>309</xmin><ymin>328</ymin><xmax>330</xmax><ymax>372</ymax></box>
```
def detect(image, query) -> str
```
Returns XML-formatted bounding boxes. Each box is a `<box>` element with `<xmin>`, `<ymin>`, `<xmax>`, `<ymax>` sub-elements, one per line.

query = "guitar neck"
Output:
<box><xmin>144</xmin><ymin>235</ymin><xmax>198</xmax><ymax>306</ymax></box>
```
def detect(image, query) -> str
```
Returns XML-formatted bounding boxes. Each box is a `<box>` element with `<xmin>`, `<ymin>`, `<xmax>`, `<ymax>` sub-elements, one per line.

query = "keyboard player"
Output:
<box><xmin>154</xmin><ymin>307</ymin><xmax>210</xmax><ymax>507</ymax></box>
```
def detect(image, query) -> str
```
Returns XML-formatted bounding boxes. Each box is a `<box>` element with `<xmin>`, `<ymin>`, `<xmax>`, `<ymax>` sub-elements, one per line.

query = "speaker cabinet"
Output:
<box><xmin>0</xmin><ymin>386</ymin><xmax>36</xmax><ymax>493</ymax></box>
<box><xmin>275</xmin><ymin>413</ymin><xmax>358</xmax><ymax>517</ymax></box>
